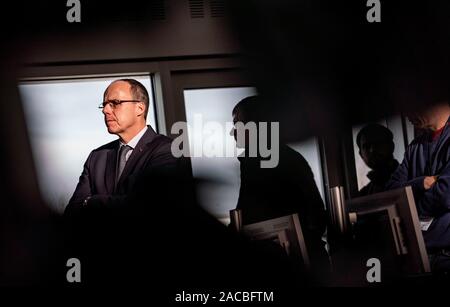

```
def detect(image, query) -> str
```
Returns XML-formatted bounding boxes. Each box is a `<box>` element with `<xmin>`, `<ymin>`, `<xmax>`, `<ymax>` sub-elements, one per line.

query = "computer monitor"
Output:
<box><xmin>230</xmin><ymin>210</ymin><xmax>310</xmax><ymax>270</ymax></box>
<box><xmin>336</xmin><ymin>186</ymin><xmax>430</xmax><ymax>284</ymax></box>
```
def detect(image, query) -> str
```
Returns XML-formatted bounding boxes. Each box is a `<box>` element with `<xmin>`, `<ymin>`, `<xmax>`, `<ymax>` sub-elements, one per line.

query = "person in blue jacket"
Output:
<box><xmin>387</xmin><ymin>100</ymin><xmax>450</xmax><ymax>272</ymax></box>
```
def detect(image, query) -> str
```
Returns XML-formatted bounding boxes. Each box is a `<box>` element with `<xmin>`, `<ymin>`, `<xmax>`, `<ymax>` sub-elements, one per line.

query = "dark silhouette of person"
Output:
<box><xmin>230</xmin><ymin>96</ymin><xmax>328</xmax><ymax>274</ymax></box>
<box><xmin>356</xmin><ymin>124</ymin><xmax>399</xmax><ymax>196</ymax></box>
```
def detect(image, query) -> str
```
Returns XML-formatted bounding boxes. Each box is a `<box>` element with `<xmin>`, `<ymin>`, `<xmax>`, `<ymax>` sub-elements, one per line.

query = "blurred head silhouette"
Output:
<box><xmin>230</xmin><ymin>96</ymin><xmax>260</xmax><ymax>149</ymax></box>
<box><xmin>406</xmin><ymin>101</ymin><xmax>450</xmax><ymax>131</ymax></box>
<box><xmin>357</xmin><ymin>124</ymin><xmax>395</xmax><ymax>170</ymax></box>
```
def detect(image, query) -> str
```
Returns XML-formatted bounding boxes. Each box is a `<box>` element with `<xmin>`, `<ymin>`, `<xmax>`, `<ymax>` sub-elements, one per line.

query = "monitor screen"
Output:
<box><xmin>332</xmin><ymin>186</ymin><xmax>430</xmax><ymax>285</ymax></box>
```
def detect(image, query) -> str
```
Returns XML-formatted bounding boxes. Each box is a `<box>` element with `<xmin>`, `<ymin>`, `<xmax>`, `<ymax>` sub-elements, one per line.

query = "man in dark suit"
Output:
<box><xmin>65</xmin><ymin>78</ymin><xmax>178</xmax><ymax>215</ymax></box>
<box><xmin>63</xmin><ymin>82</ymin><xmax>303</xmax><ymax>292</ymax></box>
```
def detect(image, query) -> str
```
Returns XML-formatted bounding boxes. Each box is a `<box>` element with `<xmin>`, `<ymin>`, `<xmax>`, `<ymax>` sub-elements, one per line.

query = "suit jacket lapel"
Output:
<box><xmin>106</xmin><ymin>141</ymin><xmax>120</xmax><ymax>193</ymax></box>
<box><xmin>116</xmin><ymin>126</ymin><xmax>158</xmax><ymax>189</ymax></box>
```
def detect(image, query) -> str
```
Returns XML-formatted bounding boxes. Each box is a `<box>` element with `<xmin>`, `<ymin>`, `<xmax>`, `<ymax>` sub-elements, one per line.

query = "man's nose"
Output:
<box><xmin>102</xmin><ymin>104</ymin><xmax>112</xmax><ymax>115</ymax></box>
<box><xmin>229</xmin><ymin>127</ymin><xmax>235</xmax><ymax>137</ymax></box>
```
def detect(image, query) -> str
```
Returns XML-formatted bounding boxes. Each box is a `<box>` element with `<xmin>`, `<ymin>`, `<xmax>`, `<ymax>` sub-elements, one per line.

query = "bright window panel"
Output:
<box><xmin>184</xmin><ymin>87</ymin><xmax>325</xmax><ymax>223</ymax></box>
<box><xmin>19</xmin><ymin>75</ymin><xmax>156</xmax><ymax>213</ymax></box>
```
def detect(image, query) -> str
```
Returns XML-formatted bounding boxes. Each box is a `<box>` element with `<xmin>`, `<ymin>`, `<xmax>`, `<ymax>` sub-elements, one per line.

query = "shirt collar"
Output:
<box><xmin>119</xmin><ymin>126</ymin><xmax>148</xmax><ymax>149</ymax></box>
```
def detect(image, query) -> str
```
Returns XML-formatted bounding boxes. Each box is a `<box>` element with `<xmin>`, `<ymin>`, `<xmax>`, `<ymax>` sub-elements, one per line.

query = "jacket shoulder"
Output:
<box><xmin>283</xmin><ymin>144</ymin><xmax>312</xmax><ymax>169</ymax></box>
<box><xmin>155</xmin><ymin>134</ymin><xmax>173</xmax><ymax>144</ymax></box>
<box><xmin>147</xmin><ymin>134</ymin><xmax>173</xmax><ymax>149</ymax></box>
<box><xmin>91</xmin><ymin>139</ymin><xmax>119</xmax><ymax>154</ymax></box>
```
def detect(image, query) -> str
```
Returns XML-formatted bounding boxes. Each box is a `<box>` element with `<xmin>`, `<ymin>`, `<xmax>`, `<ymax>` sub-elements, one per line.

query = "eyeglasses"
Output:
<box><xmin>98</xmin><ymin>99</ymin><xmax>141</xmax><ymax>109</ymax></box>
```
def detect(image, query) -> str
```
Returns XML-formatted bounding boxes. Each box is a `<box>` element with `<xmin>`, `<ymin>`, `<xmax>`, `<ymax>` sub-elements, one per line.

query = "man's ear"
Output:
<box><xmin>136</xmin><ymin>102</ymin><xmax>145</xmax><ymax>117</ymax></box>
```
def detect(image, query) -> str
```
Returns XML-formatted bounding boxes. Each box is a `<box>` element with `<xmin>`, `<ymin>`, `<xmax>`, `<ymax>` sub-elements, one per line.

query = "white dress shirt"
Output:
<box><xmin>119</xmin><ymin>126</ymin><xmax>148</xmax><ymax>161</ymax></box>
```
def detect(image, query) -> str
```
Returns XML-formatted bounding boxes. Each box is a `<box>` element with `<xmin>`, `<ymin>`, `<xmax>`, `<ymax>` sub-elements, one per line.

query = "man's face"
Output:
<box><xmin>406</xmin><ymin>108</ymin><xmax>435</xmax><ymax>130</ymax></box>
<box><xmin>230</xmin><ymin>111</ymin><xmax>247</xmax><ymax>148</ymax></box>
<box><xmin>407</xmin><ymin>112</ymin><xmax>427</xmax><ymax>129</ymax></box>
<box><xmin>359</xmin><ymin>134</ymin><xmax>393</xmax><ymax>170</ymax></box>
<box><xmin>102</xmin><ymin>81</ymin><xmax>144</xmax><ymax>135</ymax></box>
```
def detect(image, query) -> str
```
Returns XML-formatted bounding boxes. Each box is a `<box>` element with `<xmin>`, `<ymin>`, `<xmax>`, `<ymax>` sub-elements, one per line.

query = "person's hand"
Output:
<box><xmin>424</xmin><ymin>176</ymin><xmax>438</xmax><ymax>190</ymax></box>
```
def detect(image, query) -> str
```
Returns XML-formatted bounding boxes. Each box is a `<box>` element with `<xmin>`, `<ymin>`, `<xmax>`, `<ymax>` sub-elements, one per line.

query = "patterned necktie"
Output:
<box><xmin>117</xmin><ymin>145</ymin><xmax>132</xmax><ymax>182</ymax></box>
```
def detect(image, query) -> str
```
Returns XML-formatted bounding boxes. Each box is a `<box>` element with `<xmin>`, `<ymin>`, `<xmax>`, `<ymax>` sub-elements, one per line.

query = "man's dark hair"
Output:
<box><xmin>356</xmin><ymin>123</ymin><xmax>394</xmax><ymax>149</ymax></box>
<box><xmin>104</xmin><ymin>78</ymin><xmax>150</xmax><ymax>119</ymax></box>
<box><xmin>232</xmin><ymin>95</ymin><xmax>261</xmax><ymax>123</ymax></box>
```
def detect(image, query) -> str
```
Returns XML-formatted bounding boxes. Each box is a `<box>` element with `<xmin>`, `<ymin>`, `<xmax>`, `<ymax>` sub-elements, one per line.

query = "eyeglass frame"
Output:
<box><xmin>98</xmin><ymin>99</ymin><xmax>142</xmax><ymax>110</ymax></box>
